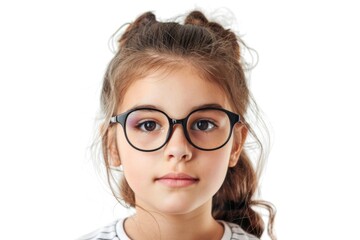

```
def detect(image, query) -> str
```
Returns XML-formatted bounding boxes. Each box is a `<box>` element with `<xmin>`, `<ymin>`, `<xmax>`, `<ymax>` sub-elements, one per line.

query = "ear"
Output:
<box><xmin>107</xmin><ymin>126</ymin><xmax>121</xmax><ymax>167</ymax></box>
<box><xmin>229</xmin><ymin>123</ymin><xmax>248</xmax><ymax>167</ymax></box>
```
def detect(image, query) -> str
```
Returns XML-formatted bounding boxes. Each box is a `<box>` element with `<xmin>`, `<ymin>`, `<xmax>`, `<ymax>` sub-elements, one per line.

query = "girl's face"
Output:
<box><xmin>109</xmin><ymin>65</ymin><xmax>245</xmax><ymax>216</ymax></box>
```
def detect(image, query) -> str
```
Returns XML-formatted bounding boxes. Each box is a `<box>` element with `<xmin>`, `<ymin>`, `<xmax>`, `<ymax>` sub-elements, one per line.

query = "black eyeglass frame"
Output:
<box><xmin>110</xmin><ymin>107</ymin><xmax>241</xmax><ymax>152</ymax></box>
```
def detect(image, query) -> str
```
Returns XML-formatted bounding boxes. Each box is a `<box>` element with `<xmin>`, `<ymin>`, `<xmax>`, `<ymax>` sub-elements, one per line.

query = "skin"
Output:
<box><xmin>108</xmin><ymin>65</ymin><xmax>247</xmax><ymax>240</ymax></box>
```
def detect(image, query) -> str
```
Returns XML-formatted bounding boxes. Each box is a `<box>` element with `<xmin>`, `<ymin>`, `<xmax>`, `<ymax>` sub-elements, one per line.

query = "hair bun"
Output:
<box><xmin>119</xmin><ymin>12</ymin><xmax>157</xmax><ymax>47</ymax></box>
<box><xmin>185</xmin><ymin>10</ymin><xmax>240</xmax><ymax>60</ymax></box>
<box><xmin>132</xmin><ymin>12</ymin><xmax>156</xmax><ymax>28</ymax></box>
<box><xmin>185</xmin><ymin>11</ymin><xmax>209</xmax><ymax>25</ymax></box>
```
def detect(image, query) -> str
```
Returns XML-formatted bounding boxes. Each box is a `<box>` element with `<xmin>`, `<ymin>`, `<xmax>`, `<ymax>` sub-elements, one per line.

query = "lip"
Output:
<box><xmin>155</xmin><ymin>173</ymin><xmax>199</xmax><ymax>188</ymax></box>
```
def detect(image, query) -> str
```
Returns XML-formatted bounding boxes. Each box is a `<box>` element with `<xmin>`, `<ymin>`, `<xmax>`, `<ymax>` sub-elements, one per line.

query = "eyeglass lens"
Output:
<box><xmin>124</xmin><ymin>109</ymin><xmax>231</xmax><ymax>151</ymax></box>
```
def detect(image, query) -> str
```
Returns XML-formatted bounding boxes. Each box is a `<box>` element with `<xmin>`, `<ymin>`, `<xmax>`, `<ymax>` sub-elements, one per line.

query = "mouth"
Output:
<box><xmin>155</xmin><ymin>173</ymin><xmax>199</xmax><ymax>188</ymax></box>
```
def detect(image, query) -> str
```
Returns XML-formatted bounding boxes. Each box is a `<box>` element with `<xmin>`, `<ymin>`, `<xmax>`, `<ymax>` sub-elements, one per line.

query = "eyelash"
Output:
<box><xmin>135</xmin><ymin>120</ymin><xmax>161</xmax><ymax>132</ymax></box>
<box><xmin>191</xmin><ymin>119</ymin><xmax>217</xmax><ymax>131</ymax></box>
<box><xmin>132</xmin><ymin>118</ymin><xmax>218</xmax><ymax>133</ymax></box>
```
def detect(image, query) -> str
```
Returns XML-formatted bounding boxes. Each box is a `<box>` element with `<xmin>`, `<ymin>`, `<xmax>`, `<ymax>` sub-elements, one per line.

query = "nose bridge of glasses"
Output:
<box><xmin>169</xmin><ymin>118</ymin><xmax>188</xmax><ymax>137</ymax></box>
<box><xmin>171</xmin><ymin>118</ymin><xmax>184</xmax><ymax>125</ymax></box>
<box><xmin>170</xmin><ymin>117</ymin><xmax>188</xmax><ymax>129</ymax></box>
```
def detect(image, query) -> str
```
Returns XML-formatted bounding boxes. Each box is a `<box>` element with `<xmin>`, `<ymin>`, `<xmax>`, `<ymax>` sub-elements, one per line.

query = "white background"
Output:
<box><xmin>0</xmin><ymin>0</ymin><xmax>359</xmax><ymax>239</ymax></box>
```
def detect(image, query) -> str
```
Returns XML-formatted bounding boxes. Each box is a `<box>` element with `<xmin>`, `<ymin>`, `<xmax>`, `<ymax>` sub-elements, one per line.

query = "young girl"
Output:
<box><xmin>80</xmin><ymin>10</ymin><xmax>276</xmax><ymax>240</ymax></box>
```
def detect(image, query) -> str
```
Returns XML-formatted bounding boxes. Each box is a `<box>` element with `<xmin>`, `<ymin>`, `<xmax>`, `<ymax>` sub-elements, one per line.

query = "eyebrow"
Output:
<box><xmin>190</xmin><ymin>103</ymin><xmax>224</xmax><ymax>111</ymax></box>
<box><xmin>129</xmin><ymin>103</ymin><xmax>224</xmax><ymax>112</ymax></box>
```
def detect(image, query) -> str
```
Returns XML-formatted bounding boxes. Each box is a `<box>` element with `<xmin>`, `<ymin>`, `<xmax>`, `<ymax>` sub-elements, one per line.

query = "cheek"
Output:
<box><xmin>119</xmin><ymin>150</ymin><xmax>151</xmax><ymax>195</ymax></box>
<box><xmin>116</xmin><ymin>132</ymin><xmax>139</xmax><ymax>178</ymax></box>
<box><xmin>198</xmin><ymin>146</ymin><xmax>232</xmax><ymax>186</ymax></box>
<box><xmin>116</xmin><ymin>132</ymin><xmax>156</xmax><ymax>189</ymax></box>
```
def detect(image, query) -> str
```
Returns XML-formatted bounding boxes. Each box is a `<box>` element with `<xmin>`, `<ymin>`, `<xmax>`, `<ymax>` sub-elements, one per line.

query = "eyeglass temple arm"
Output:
<box><xmin>110</xmin><ymin>116</ymin><xmax>117</xmax><ymax>123</ymax></box>
<box><xmin>110</xmin><ymin>114</ymin><xmax>127</xmax><ymax>125</ymax></box>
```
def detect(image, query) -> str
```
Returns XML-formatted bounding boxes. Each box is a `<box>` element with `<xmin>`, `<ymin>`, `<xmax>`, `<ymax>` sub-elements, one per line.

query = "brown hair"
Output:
<box><xmin>99</xmin><ymin>10</ymin><xmax>276</xmax><ymax>239</ymax></box>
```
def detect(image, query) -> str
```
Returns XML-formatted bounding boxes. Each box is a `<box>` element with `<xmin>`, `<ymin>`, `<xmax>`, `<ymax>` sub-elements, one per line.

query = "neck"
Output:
<box><xmin>124</xmin><ymin>201</ymin><xmax>224</xmax><ymax>240</ymax></box>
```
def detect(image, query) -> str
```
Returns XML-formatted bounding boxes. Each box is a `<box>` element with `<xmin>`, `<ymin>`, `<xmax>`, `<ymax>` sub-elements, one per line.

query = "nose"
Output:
<box><xmin>163</xmin><ymin>124</ymin><xmax>192</xmax><ymax>162</ymax></box>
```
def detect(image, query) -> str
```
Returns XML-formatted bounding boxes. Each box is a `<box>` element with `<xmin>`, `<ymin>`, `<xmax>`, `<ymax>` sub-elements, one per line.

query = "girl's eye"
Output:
<box><xmin>191</xmin><ymin>120</ymin><xmax>216</xmax><ymax>131</ymax></box>
<box><xmin>137</xmin><ymin>120</ymin><xmax>160</xmax><ymax>132</ymax></box>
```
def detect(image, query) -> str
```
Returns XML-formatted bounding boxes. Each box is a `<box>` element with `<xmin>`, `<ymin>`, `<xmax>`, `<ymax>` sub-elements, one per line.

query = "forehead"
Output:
<box><xmin>118</xmin><ymin>65</ymin><xmax>231</xmax><ymax>117</ymax></box>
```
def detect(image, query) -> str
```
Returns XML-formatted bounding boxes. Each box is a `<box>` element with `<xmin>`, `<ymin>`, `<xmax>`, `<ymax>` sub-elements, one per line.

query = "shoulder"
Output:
<box><xmin>220</xmin><ymin>221</ymin><xmax>260</xmax><ymax>240</ymax></box>
<box><xmin>77</xmin><ymin>219</ymin><xmax>127</xmax><ymax>240</ymax></box>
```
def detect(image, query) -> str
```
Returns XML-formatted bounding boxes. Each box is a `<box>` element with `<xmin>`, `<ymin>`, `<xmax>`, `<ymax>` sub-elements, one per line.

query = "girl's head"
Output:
<box><xmin>99</xmin><ymin>10</ymin><xmax>275</xmax><ymax>239</ymax></box>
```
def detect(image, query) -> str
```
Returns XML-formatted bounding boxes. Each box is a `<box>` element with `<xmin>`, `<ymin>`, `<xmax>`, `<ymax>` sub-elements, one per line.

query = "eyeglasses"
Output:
<box><xmin>110</xmin><ymin>107</ymin><xmax>241</xmax><ymax>152</ymax></box>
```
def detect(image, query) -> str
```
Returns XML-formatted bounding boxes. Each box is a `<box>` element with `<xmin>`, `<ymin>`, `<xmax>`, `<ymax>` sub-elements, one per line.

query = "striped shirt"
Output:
<box><xmin>78</xmin><ymin>219</ymin><xmax>259</xmax><ymax>240</ymax></box>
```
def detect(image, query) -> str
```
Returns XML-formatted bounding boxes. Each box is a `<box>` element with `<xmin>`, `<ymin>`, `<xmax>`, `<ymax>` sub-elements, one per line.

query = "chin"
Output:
<box><xmin>152</xmin><ymin>197</ymin><xmax>209</xmax><ymax>216</ymax></box>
